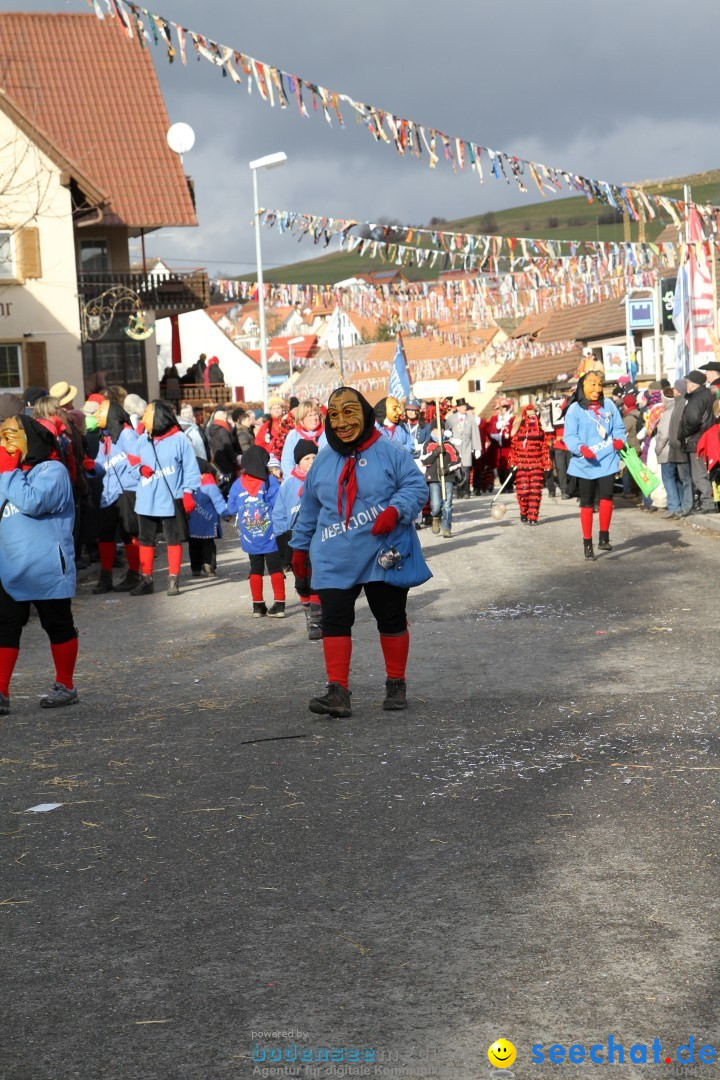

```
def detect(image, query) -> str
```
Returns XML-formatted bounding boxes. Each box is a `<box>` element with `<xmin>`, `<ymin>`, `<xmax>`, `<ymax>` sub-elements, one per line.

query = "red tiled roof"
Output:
<box><xmin>267</xmin><ymin>335</ymin><xmax>318</xmax><ymax>360</ymax></box>
<box><xmin>495</xmin><ymin>350</ymin><xmax>581</xmax><ymax>392</ymax></box>
<box><xmin>0</xmin><ymin>13</ymin><xmax>196</xmax><ymax>230</ymax></box>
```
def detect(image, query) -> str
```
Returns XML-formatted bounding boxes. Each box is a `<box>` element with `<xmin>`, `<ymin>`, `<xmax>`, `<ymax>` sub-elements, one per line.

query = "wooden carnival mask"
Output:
<box><xmin>328</xmin><ymin>389</ymin><xmax>365</xmax><ymax>443</ymax></box>
<box><xmin>385</xmin><ymin>396</ymin><xmax>405</xmax><ymax>424</ymax></box>
<box><xmin>0</xmin><ymin>417</ymin><xmax>27</xmax><ymax>460</ymax></box>
<box><xmin>584</xmin><ymin>372</ymin><xmax>604</xmax><ymax>403</ymax></box>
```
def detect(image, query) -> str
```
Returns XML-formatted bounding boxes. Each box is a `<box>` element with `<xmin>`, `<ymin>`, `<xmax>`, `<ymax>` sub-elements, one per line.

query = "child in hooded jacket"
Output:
<box><xmin>227</xmin><ymin>445</ymin><xmax>286</xmax><ymax>617</ymax></box>
<box><xmin>272</xmin><ymin>439</ymin><xmax>321</xmax><ymax>639</ymax></box>
<box><xmin>188</xmin><ymin>459</ymin><xmax>228</xmax><ymax>578</ymax></box>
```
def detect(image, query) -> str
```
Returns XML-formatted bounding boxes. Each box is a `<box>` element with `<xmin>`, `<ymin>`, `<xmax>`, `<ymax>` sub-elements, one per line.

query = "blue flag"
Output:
<box><xmin>389</xmin><ymin>334</ymin><xmax>411</xmax><ymax>400</ymax></box>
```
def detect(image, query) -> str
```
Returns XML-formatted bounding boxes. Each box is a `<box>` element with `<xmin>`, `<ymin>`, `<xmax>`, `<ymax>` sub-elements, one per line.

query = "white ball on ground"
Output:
<box><xmin>490</xmin><ymin>503</ymin><xmax>507</xmax><ymax>521</ymax></box>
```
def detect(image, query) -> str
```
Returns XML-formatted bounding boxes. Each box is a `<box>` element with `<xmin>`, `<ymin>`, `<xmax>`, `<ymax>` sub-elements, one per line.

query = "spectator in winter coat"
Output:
<box><xmin>179</xmin><ymin>403</ymin><xmax>208</xmax><ymax>460</ymax></box>
<box><xmin>204</xmin><ymin>356</ymin><xmax>224</xmax><ymax>388</ymax></box>
<box><xmin>126</xmin><ymin>400</ymin><xmax>201</xmax><ymax>597</ymax></box>
<box><xmin>187</xmin><ymin>459</ymin><xmax>228</xmax><ymax>578</ymax></box>
<box><xmin>404</xmin><ymin>400</ymin><xmax>432</xmax><ymax>458</ymax></box>
<box><xmin>280</xmin><ymin>400</ymin><xmax>327</xmax><ymax>477</ymax></box>
<box><xmin>227</xmin><ymin>446</ymin><xmax>285</xmax><ymax>618</ymax></box>
<box><xmin>421</xmin><ymin>429</ymin><xmax>461</xmax><ymax>536</ymax></box>
<box><xmin>234</xmin><ymin>409</ymin><xmax>256</xmax><ymax>455</ymax></box>
<box><xmin>208</xmin><ymin>409</ymin><xmax>239</xmax><ymax>479</ymax></box>
<box><xmin>0</xmin><ymin>414</ymin><xmax>80</xmax><ymax>710</ymax></box>
<box><xmin>291</xmin><ymin>387</ymin><xmax>429</xmax><ymax>718</ymax></box>
<box><xmin>254</xmin><ymin>399</ymin><xmax>286</xmax><ymax>451</ymax></box>
<box><xmin>272</xmin><ymin>439</ymin><xmax>322</xmax><ymax>640</ymax></box>
<box><xmin>654</xmin><ymin>380</ymin><xmax>692</xmax><ymax>518</ymax></box>
<box><xmin>678</xmin><ymin>370</ymin><xmax>716</xmax><ymax>513</ymax></box>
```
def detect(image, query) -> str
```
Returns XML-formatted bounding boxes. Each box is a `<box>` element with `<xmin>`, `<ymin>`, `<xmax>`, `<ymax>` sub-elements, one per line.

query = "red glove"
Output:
<box><xmin>82</xmin><ymin>456</ymin><xmax>96</xmax><ymax>472</ymax></box>
<box><xmin>579</xmin><ymin>445</ymin><xmax>596</xmax><ymax>461</ymax></box>
<box><xmin>612</xmin><ymin>438</ymin><xmax>625</xmax><ymax>451</ymax></box>
<box><xmin>139</xmin><ymin>465</ymin><xmax>154</xmax><ymax>479</ymax></box>
<box><xmin>371</xmin><ymin>505</ymin><xmax>400</xmax><ymax>535</ymax></box>
<box><xmin>182</xmin><ymin>492</ymin><xmax>196</xmax><ymax>514</ymax></box>
<box><xmin>291</xmin><ymin>550</ymin><xmax>310</xmax><ymax>581</ymax></box>
<box><xmin>0</xmin><ymin>447</ymin><xmax>21</xmax><ymax>473</ymax></box>
<box><xmin>126</xmin><ymin>454</ymin><xmax>141</xmax><ymax>467</ymax></box>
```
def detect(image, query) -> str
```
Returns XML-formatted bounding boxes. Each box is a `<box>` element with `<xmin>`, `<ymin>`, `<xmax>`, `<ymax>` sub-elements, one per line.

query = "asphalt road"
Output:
<box><xmin>3</xmin><ymin>493</ymin><xmax>720</xmax><ymax>1080</ymax></box>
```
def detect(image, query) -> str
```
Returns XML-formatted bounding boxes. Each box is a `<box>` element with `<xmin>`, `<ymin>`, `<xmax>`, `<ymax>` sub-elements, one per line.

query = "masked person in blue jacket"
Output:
<box><xmin>272</xmin><ymin>438</ymin><xmax>321</xmax><ymax>640</ymax></box>
<box><xmin>227</xmin><ymin>445</ymin><xmax>286</xmax><ymax>618</ymax></box>
<box><xmin>127</xmin><ymin>400</ymin><xmax>201</xmax><ymax>596</ymax></box>
<box><xmin>291</xmin><ymin>387</ymin><xmax>430</xmax><ymax>718</ymax></box>
<box><xmin>564</xmin><ymin>370</ymin><xmax>626</xmax><ymax>560</ymax></box>
<box><xmin>91</xmin><ymin>399</ymin><xmax>141</xmax><ymax>594</ymax></box>
<box><xmin>375</xmin><ymin>396</ymin><xmax>415</xmax><ymax>454</ymax></box>
<box><xmin>0</xmin><ymin>414</ymin><xmax>79</xmax><ymax>711</ymax></box>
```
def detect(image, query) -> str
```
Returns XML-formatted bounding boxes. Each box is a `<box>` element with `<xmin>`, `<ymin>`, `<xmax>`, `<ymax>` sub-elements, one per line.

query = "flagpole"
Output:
<box><xmin>685</xmin><ymin>184</ymin><xmax>695</xmax><ymax>372</ymax></box>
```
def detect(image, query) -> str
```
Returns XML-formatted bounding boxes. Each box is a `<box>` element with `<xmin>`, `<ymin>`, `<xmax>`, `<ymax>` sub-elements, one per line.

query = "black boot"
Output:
<box><xmin>309</xmin><ymin>682</ymin><xmax>352</xmax><ymax>718</ymax></box>
<box><xmin>130</xmin><ymin>574</ymin><xmax>154</xmax><ymax>596</ymax></box>
<box><xmin>583</xmin><ymin>539</ymin><xmax>596</xmax><ymax>561</ymax></box>
<box><xmin>167</xmin><ymin>575</ymin><xmax>180</xmax><ymax>596</ymax></box>
<box><xmin>202</xmin><ymin>563</ymin><xmax>217</xmax><ymax>577</ymax></box>
<box><xmin>92</xmin><ymin>569</ymin><xmax>113</xmax><ymax>594</ymax></box>
<box><xmin>307</xmin><ymin>602</ymin><xmax>322</xmax><ymax>641</ymax></box>
<box><xmin>252</xmin><ymin>602</ymin><xmax>267</xmax><ymax>618</ymax></box>
<box><xmin>267</xmin><ymin>601</ymin><xmax>286</xmax><ymax>618</ymax></box>
<box><xmin>598</xmin><ymin>531</ymin><xmax>613</xmax><ymax>551</ymax></box>
<box><xmin>114</xmin><ymin>569</ymin><xmax>141</xmax><ymax>592</ymax></box>
<box><xmin>383</xmin><ymin>678</ymin><xmax>407</xmax><ymax>711</ymax></box>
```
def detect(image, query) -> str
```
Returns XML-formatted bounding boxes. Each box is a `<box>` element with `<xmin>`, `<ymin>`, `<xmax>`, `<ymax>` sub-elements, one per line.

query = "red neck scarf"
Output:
<box><xmin>291</xmin><ymin>464</ymin><xmax>307</xmax><ymax>496</ymax></box>
<box><xmin>154</xmin><ymin>425</ymin><xmax>181</xmax><ymax>442</ymax></box>
<box><xmin>214</xmin><ymin>418</ymin><xmax>231</xmax><ymax>432</ymax></box>
<box><xmin>242</xmin><ymin>475</ymin><xmax>265</xmax><ymax>496</ymax></box>
<box><xmin>337</xmin><ymin>429</ymin><xmax>381</xmax><ymax>527</ymax></box>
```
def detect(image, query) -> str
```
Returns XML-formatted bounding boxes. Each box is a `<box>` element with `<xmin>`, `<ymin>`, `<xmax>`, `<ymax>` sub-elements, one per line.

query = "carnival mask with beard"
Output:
<box><xmin>327</xmin><ymin>389</ymin><xmax>366</xmax><ymax>444</ymax></box>
<box><xmin>385</xmin><ymin>396</ymin><xmax>405</xmax><ymax>424</ymax></box>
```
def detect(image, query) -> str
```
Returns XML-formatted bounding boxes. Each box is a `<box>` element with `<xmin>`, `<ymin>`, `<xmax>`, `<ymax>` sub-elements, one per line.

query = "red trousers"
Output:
<box><xmin>515</xmin><ymin>468</ymin><xmax>544</xmax><ymax>522</ymax></box>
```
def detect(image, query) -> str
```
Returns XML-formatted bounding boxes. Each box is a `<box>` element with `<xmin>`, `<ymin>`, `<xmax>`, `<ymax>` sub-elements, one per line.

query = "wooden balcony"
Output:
<box><xmin>78</xmin><ymin>269</ymin><xmax>210</xmax><ymax>319</ymax></box>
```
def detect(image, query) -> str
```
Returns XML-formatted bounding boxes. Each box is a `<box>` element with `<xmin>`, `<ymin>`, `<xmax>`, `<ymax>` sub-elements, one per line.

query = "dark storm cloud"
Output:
<box><xmin>7</xmin><ymin>0</ymin><xmax>720</xmax><ymax>273</ymax></box>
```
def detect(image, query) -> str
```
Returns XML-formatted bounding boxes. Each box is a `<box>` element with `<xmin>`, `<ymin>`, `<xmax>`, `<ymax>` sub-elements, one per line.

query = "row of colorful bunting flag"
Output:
<box><xmin>90</xmin><ymin>0</ymin><xmax>720</xmax><ymax>227</ymax></box>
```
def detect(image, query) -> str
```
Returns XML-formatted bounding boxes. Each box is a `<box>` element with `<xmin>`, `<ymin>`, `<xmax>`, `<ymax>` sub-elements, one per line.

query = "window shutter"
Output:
<box><xmin>18</xmin><ymin>227</ymin><xmax>42</xmax><ymax>279</ymax></box>
<box><xmin>24</xmin><ymin>341</ymin><xmax>48</xmax><ymax>388</ymax></box>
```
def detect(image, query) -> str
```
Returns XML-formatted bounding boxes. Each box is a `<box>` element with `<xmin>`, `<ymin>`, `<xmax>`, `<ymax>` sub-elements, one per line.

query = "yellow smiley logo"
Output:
<box><xmin>488</xmin><ymin>1039</ymin><xmax>517</xmax><ymax>1068</ymax></box>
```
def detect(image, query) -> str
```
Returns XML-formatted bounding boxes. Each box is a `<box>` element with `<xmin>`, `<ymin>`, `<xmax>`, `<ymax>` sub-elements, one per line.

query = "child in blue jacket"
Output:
<box><xmin>188</xmin><ymin>460</ymin><xmax>228</xmax><ymax>577</ymax></box>
<box><xmin>127</xmin><ymin>400</ymin><xmax>201</xmax><ymax>596</ymax></box>
<box><xmin>272</xmin><ymin>438</ymin><xmax>321</xmax><ymax>639</ymax></box>
<box><xmin>227</xmin><ymin>445</ymin><xmax>285</xmax><ymax>617</ymax></box>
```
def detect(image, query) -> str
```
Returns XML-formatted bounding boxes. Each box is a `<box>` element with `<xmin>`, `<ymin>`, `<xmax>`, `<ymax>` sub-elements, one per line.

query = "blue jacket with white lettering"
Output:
<box><xmin>272</xmin><ymin>472</ymin><xmax>304</xmax><ymax>537</ymax></box>
<box><xmin>0</xmin><ymin>460</ymin><xmax>76</xmax><ymax>601</ymax></box>
<box><xmin>377</xmin><ymin>421</ymin><xmax>415</xmax><ymax>454</ymax></box>
<box><xmin>227</xmin><ymin>475</ymin><xmax>281</xmax><ymax>555</ymax></box>
<box><xmin>291</xmin><ymin>437</ymin><xmax>428</xmax><ymax>589</ymax></box>
<box><xmin>564</xmin><ymin>400</ymin><xmax>626</xmax><ymax>479</ymax></box>
<box><xmin>95</xmin><ymin>425</ymin><xmax>139</xmax><ymax>508</ymax></box>
<box><xmin>132</xmin><ymin>430</ymin><xmax>202</xmax><ymax>517</ymax></box>
<box><xmin>188</xmin><ymin>475</ymin><xmax>228</xmax><ymax>539</ymax></box>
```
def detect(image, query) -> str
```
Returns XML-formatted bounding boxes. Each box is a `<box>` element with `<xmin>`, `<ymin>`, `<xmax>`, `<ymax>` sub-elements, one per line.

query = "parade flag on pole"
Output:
<box><xmin>389</xmin><ymin>333</ymin><xmax>412</xmax><ymax>400</ymax></box>
<box><xmin>687</xmin><ymin>207</ymin><xmax>715</xmax><ymax>365</ymax></box>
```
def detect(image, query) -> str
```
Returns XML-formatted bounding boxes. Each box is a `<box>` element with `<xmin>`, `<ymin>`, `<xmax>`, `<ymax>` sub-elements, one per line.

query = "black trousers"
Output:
<box><xmin>249</xmin><ymin>551</ymin><xmax>283</xmax><ymax>576</ymax></box>
<box><xmin>189</xmin><ymin>538</ymin><xmax>216</xmax><ymax>572</ymax></box>
<box><xmin>317</xmin><ymin>581</ymin><xmax>409</xmax><ymax>638</ymax></box>
<box><xmin>577</xmin><ymin>473</ymin><xmax>615</xmax><ymax>508</ymax></box>
<box><xmin>0</xmin><ymin>581</ymin><xmax>77</xmax><ymax>650</ymax></box>
<box><xmin>98</xmin><ymin>501</ymin><xmax>133</xmax><ymax>544</ymax></box>
<box><xmin>553</xmin><ymin>448</ymin><xmax>571</xmax><ymax>495</ymax></box>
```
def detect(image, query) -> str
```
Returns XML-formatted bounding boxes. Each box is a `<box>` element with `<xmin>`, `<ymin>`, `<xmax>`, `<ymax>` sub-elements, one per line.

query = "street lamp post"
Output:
<box><xmin>249</xmin><ymin>151</ymin><xmax>287</xmax><ymax>411</ymax></box>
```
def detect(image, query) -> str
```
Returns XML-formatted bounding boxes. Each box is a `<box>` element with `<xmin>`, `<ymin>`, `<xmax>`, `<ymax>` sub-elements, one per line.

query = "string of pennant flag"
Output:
<box><xmin>257</xmin><ymin>206</ymin><xmax>678</xmax><ymax>275</ymax></box>
<box><xmin>89</xmin><ymin>0</ymin><xmax>719</xmax><ymax>227</ymax></box>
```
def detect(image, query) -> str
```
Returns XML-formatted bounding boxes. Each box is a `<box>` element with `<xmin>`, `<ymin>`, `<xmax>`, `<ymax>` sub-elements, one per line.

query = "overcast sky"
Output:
<box><xmin>6</xmin><ymin>0</ymin><xmax>720</xmax><ymax>275</ymax></box>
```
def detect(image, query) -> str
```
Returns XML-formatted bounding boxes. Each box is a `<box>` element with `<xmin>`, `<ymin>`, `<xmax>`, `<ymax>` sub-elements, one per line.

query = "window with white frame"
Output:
<box><xmin>0</xmin><ymin>231</ymin><xmax>15</xmax><ymax>280</ymax></box>
<box><xmin>0</xmin><ymin>343</ymin><xmax>22</xmax><ymax>391</ymax></box>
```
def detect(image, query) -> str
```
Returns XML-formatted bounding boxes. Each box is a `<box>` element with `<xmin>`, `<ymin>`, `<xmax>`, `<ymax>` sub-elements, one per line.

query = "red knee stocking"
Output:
<box><xmin>167</xmin><ymin>544</ymin><xmax>182</xmax><ymax>577</ymax></box>
<box><xmin>599</xmin><ymin>498</ymin><xmax>613</xmax><ymax>533</ymax></box>
<box><xmin>98</xmin><ymin>542</ymin><xmax>115</xmax><ymax>572</ymax></box>
<box><xmin>124</xmin><ymin>538</ymin><xmax>140</xmax><ymax>573</ymax></box>
<box><xmin>309</xmin><ymin>593</ymin><xmax>320</xmax><ymax>605</ymax></box>
<box><xmin>580</xmin><ymin>506</ymin><xmax>594</xmax><ymax>540</ymax></box>
<box><xmin>380</xmin><ymin>631</ymin><xmax>410</xmax><ymax>680</ymax></box>
<box><xmin>0</xmin><ymin>647</ymin><xmax>19</xmax><ymax>696</ymax></box>
<box><xmin>323</xmin><ymin>636</ymin><xmax>352</xmax><ymax>689</ymax></box>
<box><xmin>139</xmin><ymin>545</ymin><xmax>155</xmax><ymax>576</ymax></box>
<box><xmin>270</xmin><ymin>572</ymin><xmax>286</xmax><ymax>602</ymax></box>
<box><xmin>50</xmin><ymin>638</ymin><xmax>78</xmax><ymax>690</ymax></box>
<box><xmin>249</xmin><ymin>574</ymin><xmax>264</xmax><ymax>602</ymax></box>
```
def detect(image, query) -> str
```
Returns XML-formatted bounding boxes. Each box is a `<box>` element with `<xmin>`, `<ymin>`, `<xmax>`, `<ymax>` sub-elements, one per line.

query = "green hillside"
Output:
<box><xmin>254</xmin><ymin>171</ymin><xmax>720</xmax><ymax>286</ymax></box>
